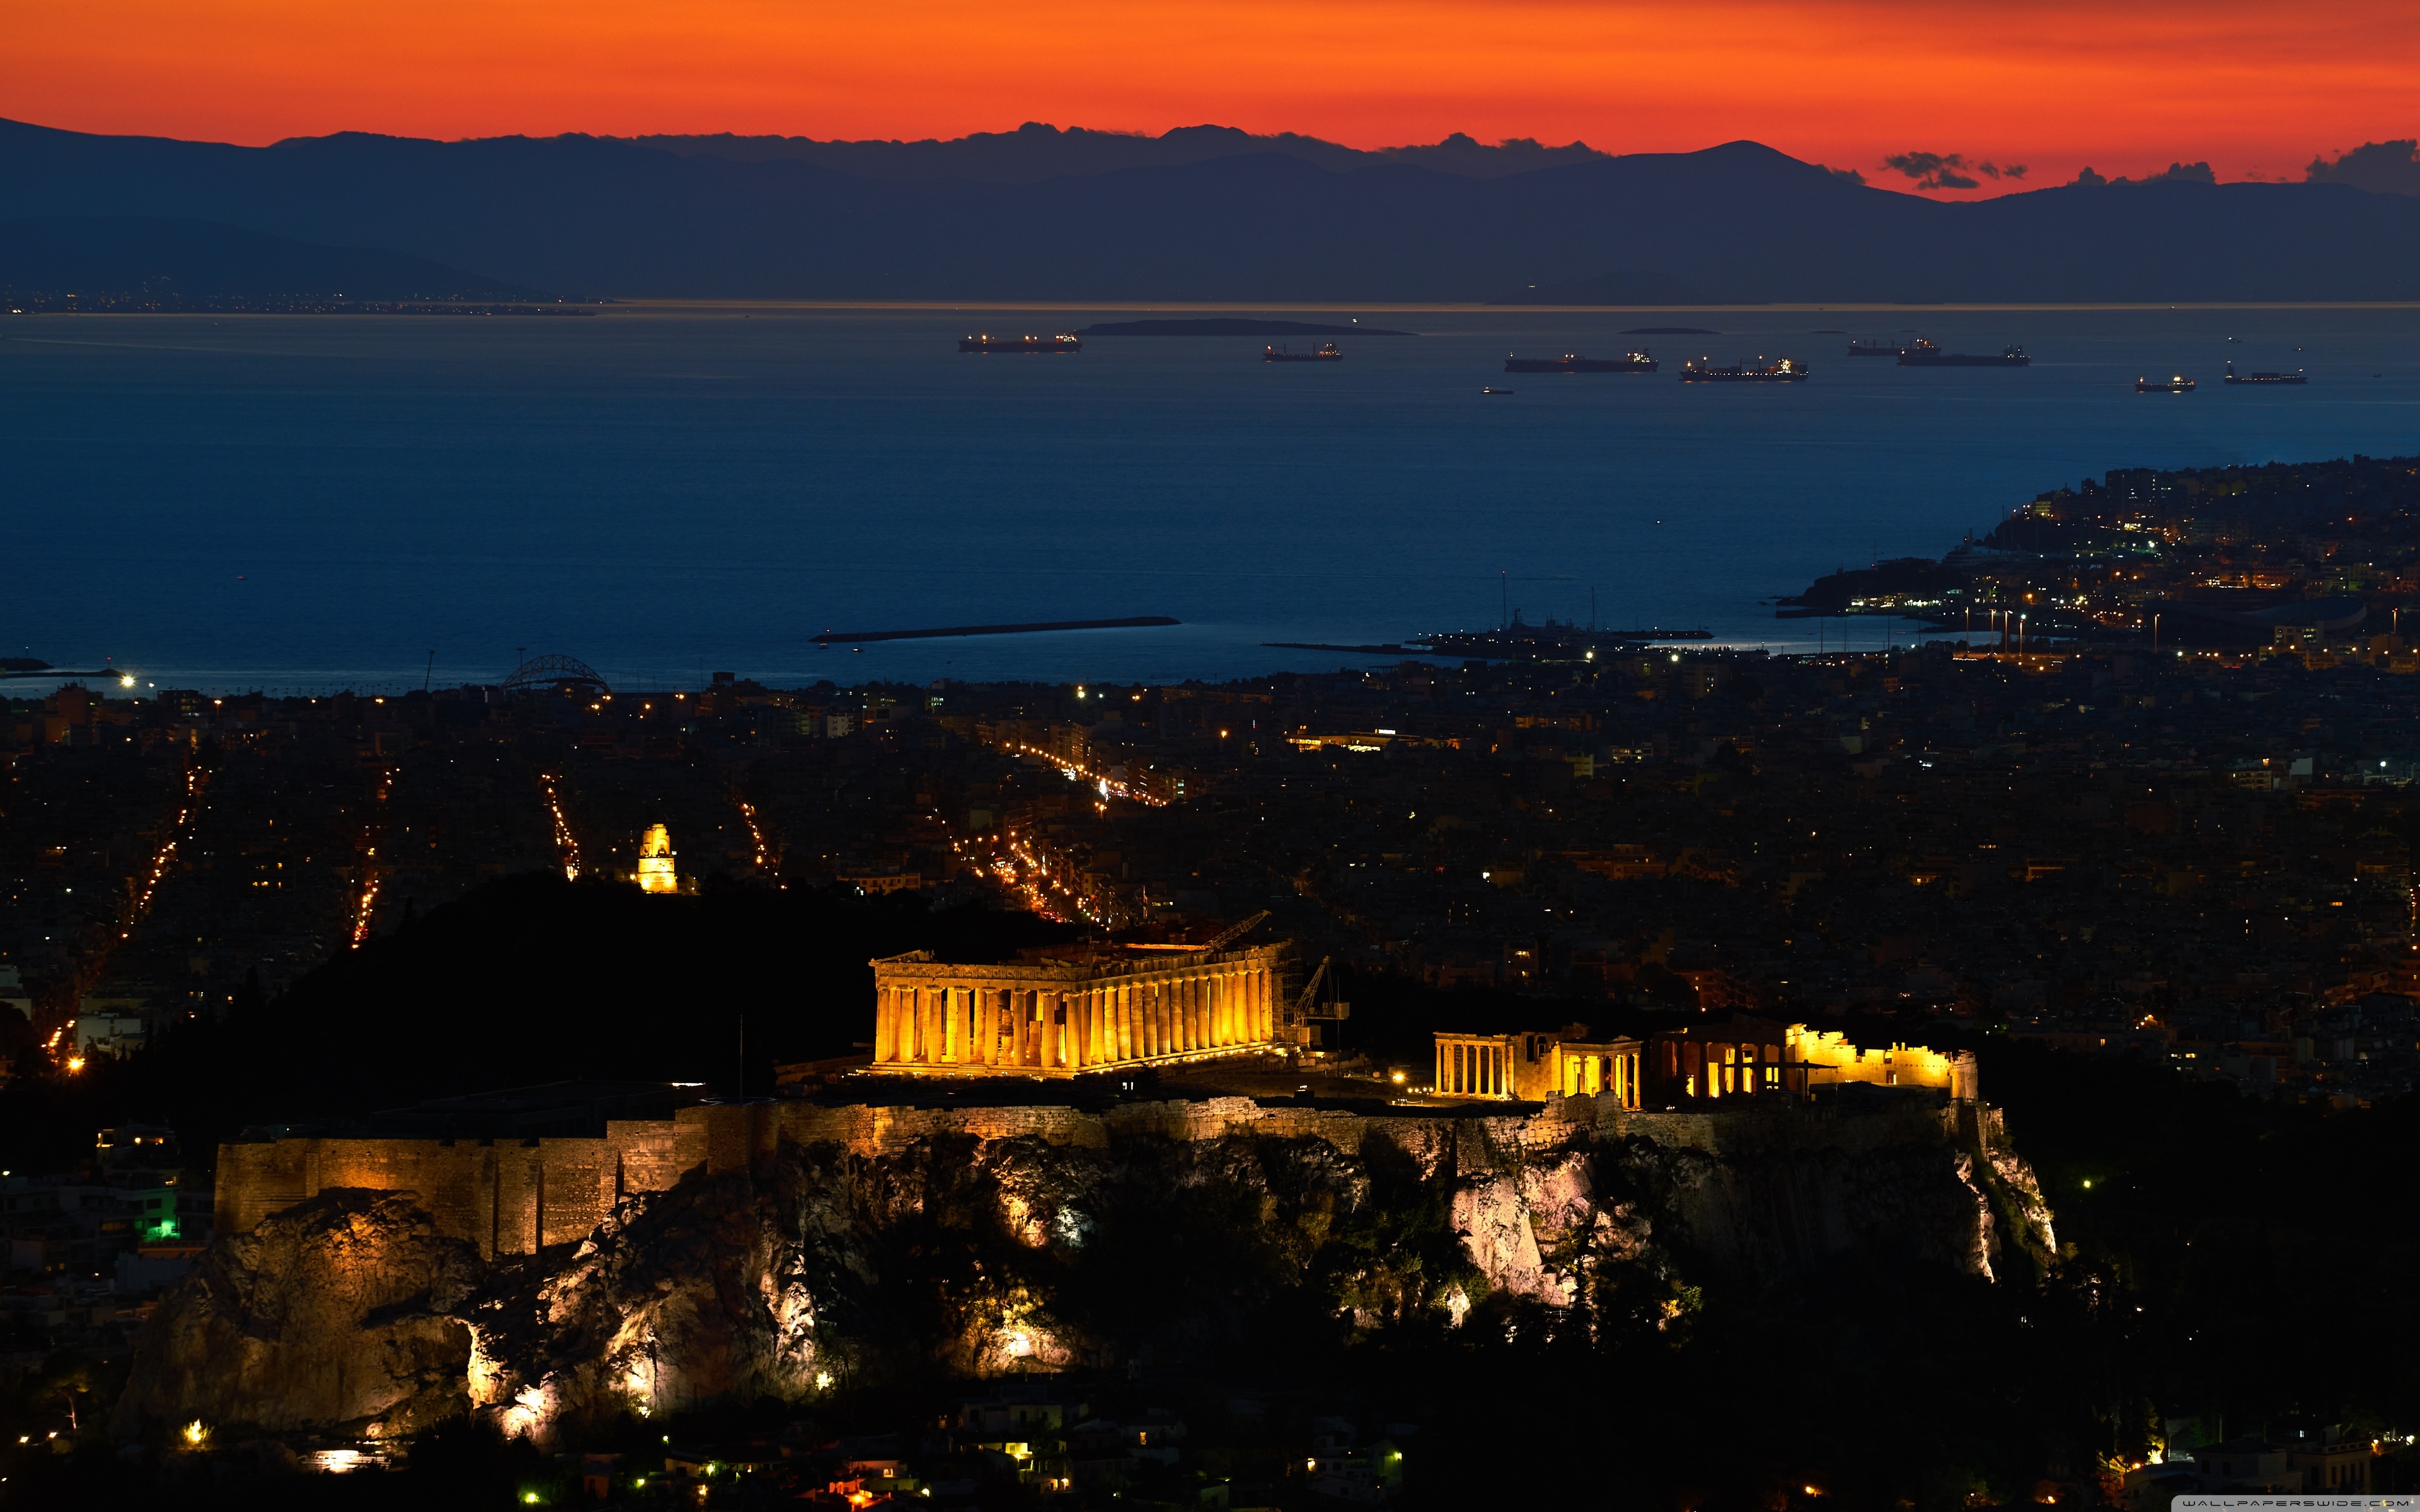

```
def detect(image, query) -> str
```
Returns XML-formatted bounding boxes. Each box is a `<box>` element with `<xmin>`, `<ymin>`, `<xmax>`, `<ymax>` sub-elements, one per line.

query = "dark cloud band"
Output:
<box><xmin>1881</xmin><ymin>150</ymin><xmax>2027</xmax><ymax>191</ymax></box>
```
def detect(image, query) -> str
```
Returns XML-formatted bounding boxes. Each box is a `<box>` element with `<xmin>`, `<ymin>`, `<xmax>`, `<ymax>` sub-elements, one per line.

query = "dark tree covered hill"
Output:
<box><xmin>0</xmin><ymin>874</ymin><xmax>1074</xmax><ymax>1175</ymax></box>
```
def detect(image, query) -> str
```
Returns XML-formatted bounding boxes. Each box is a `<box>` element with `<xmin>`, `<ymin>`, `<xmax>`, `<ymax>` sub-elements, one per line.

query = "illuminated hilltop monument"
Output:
<box><xmin>185</xmin><ymin>959</ymin><xmax>2048</xmax><ymax>1441</ymax></box>
<box><xmin>1430</xmin><ymin>1015</ymin><xmax>1980</xmax><ymax>1108</ymax></box>
<box><xmin>635</xmin><ymin>823</ymin><xmax>679</xmax><ymax>894</ymax></box>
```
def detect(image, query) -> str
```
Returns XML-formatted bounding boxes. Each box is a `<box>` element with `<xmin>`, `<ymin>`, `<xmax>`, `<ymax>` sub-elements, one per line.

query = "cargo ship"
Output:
<box><xmin>959</xmin><ymin>333</ymin><xmax>1083</xmax><ymax>353</ymax></box>
<box><xmin>1680</xmin><ymin>356</ymin><xmax>1809</xmax><ymax>383</ymax></box>
<box><xmin>2136</xmin><ymin>374</ymin><xmax>2196</xmax><ymax>393</ymax></box>
<box><xmin>1504</xmin><ymin>351</ymin><xmax>1658</xmax><ymax>373</ymax></box>
<box><xmin>2222</xmin><ymin>361</ymin><xmax>2306</xmax><ymax>386</ymax></box>
<box><xmin>1847</xmin><ymin>337</ymin><xmax>1904</xmax><ymax>357</ymax></box>
<box><xmin>1265</xmin><ymin>343</ymin><xmax>1344</xmax><ymax>362</ymax></box>
<box><xmin>1899</xmin><ymin>341</ymin><xmax>2030</xmax><ymax>367</ymax></box>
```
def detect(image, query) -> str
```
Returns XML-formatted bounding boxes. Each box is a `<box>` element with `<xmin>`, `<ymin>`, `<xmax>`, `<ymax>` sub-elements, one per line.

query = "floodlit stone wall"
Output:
<box><xmin>216</xmin><ymin>1117</ymin><xmax>709</xmax><ymax>1261</ymax></box>
<box><xmin>216</xmin><ymin>1087</ymin><xmax>2027</xmax><ymax>1264</ymax></box>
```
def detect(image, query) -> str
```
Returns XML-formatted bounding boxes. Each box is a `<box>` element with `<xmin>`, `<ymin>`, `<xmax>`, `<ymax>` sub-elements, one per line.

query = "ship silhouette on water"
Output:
<box><xmin>1898</xmin><ymin>339</ymin><xmax>2031</xmax><ymax>367</ymax></box>
<box><xmin>959</xmin><ymin>333</ymin><xmax>1083</xmax><ymax>353</ymax></box>
<box><xmin>2223</xmin><ymin>361</ymin><xmax>2306</xmax><ymax>386</ymax></box>
<box><xmin>1265</xmin><ymin>342</ymin><xmax>1344</xmax><ymax>362</ymax></box>
<box><xmin>1681</xmin><ymin>356</ymin><xmax>1809</xmax><ymax>382</ymax></box>
<box><xmin>1851</xmin><ymin>336</ymin><xmax>2031</xmax><ymax>365</ymax></box>
<box><xmin>2137</xmin><ymin>374</ymin><xmax>2196</xmax><ymax>393</ymax></box>
<box><xmin>1503</xmin><ymin>350</ymin><xmax>1658</xmax><ymax>373</ymax></box>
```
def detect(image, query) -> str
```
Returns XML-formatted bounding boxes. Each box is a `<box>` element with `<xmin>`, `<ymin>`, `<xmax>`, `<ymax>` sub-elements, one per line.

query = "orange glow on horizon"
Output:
<box><xmin>3</xmin><ymin>0</ymin><xmax>2414</xmax><ymax>194</ymax></box>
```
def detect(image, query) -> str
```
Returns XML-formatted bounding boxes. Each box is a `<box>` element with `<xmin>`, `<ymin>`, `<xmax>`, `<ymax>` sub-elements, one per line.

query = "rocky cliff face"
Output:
<box><xmin>1606</xmin><ymin>1105</ymin><xmax>2056</xmax><ymax>1286</ymax></box>
<box><xmin>112</xmin><ymin>1191</ymin><xmax>483</xmax><ymax>1438</ymax></box>
<box><xmin>118</xmin><ymin>1097</ymin><xmax>2053</xmax><ymax>1442</ymax></box>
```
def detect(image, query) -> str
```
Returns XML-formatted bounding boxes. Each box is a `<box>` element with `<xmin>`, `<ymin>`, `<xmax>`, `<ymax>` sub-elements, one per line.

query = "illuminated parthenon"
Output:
<box><xmin>868</xmin><ymin>942</ymin><xmax>1290</xmax><ymax>1077</ymax></box>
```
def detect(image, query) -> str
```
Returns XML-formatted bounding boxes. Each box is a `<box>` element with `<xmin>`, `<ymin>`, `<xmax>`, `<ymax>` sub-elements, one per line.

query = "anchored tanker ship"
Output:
<box><xmin>959</xmin><ymin>333</ymin><xmax>1083</xmax><ymax>353</ymax></box>
<box><xmin>1503</xmin><ymin>351</ymin><xmax>1658</xmax><ymax>373</ymax></box>
<box><xmin>2223</xmin><ymin>361</ymin><xmax>2307</xmax><ymax>386</ymax></box>
<box><xmin>1898</xmin><ymin>339</ymin><xmax>2031</xmax><ymax>367</ymax></box>
<box><xmin>1680</xmin><ymin>356</ymin><xmax>1809</xmax><ymax>383</ymax></box>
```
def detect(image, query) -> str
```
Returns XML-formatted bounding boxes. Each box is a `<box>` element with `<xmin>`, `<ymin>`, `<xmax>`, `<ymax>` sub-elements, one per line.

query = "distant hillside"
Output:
<box><xmin>625</xmin><ymin>122</ymin><xmax>1611</xmax><ymax>182</ymax></box>
<box><xmin>3</xmin><ymin>118</ymin><xmax>2415</xmax><ymax>303</ymax></box>
<box><xmin>0</xmin><ymin>215</ymin><xmax>535</xmax><ymax>299</ymax></box>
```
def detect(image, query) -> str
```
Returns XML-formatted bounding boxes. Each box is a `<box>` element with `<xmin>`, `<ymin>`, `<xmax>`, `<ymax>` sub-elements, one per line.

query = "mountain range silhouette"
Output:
<box><xmin>4</xmin><ymin>118</ymin><xmax>2416</xmax><ymax>302</ymax></box>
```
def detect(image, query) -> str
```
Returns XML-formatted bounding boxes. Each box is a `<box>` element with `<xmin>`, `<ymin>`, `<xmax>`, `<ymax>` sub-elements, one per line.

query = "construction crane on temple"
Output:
<box><xmin>1291</xmin><ymin>955</ymin><xmax>1349</xmax><ymax>1052</ymax></box>
<box><xmin>1294</xmin><ymin>956</ymin><xmax>1349</xmax><ymax>1021</ymax></box>
<box><xmin>1201</xmin><ymin>910</ymin><xmax>1270</xmax><ymax>952</ymax></box>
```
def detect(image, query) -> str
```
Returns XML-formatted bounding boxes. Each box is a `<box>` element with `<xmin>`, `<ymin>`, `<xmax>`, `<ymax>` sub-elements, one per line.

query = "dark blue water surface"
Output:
<box><xmin>6</xmin><ymin>305</ymin><xmax>2417</xmax><ymax>692</ymax></box>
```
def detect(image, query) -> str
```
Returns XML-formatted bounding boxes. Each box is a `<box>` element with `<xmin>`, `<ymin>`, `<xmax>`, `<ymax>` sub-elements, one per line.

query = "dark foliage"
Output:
<box><xmin>0</xmin><ymin>871</ymin><xmax>1074</xmax><ymax>1178</ymax></box>
<box><xmin>1982</xmin><ymin>1036</ymin><xmax>2420</xmax><ymax>1436</ymax></box>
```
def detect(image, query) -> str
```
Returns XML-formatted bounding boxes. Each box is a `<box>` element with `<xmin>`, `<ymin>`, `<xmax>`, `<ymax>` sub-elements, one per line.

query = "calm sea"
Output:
<box><xmin>6</xmin><ymin>304</ymin><xmax>2417</xmax><ymax>693</ymax></box>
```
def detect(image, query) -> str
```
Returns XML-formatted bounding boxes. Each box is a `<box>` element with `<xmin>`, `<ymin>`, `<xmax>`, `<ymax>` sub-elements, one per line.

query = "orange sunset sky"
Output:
<box><xmin>6</xmin><ymin>0</ymin><xmax>2414</xmax><ymax>194</ymax></box>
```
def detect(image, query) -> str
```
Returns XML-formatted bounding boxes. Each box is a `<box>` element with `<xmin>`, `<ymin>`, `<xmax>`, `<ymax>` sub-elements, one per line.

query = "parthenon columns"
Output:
<box><xmin>868</xmin><ymin>944</ymin><xmax>1288</xmax><ymax>1077</ymax></box>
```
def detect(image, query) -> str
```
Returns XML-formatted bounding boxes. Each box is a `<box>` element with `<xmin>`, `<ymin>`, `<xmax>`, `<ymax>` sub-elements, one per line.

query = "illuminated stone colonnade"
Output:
<box><xmin>1434</xmin><ymin>1033</ymin><xmax>1518</xmax><ymax>1098</ymax></box>
<box><xmin>1434</xmin><ymin>1030</ymin><xmax>1644</xmax><ymax>1106</ymax></box>
<box><xmin>1559</xmin><ymin>1040</ymin><xmax>1643</xmax><ymax>1105</ymax></box>
<box><xmin>870</xmin><ymin>943</ymin><xmax>1288</xmax><ymax>1077</ymax></box>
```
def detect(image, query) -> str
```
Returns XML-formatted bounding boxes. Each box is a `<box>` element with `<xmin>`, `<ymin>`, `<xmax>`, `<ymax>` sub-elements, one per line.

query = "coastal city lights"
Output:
<box><xmin>10</xmin><ymin>466</ymin><xmax>2419</xmax><ymax>1501</ymax></box>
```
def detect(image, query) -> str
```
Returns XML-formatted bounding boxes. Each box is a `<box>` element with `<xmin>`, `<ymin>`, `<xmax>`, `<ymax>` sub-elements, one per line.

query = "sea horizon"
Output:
<box><xmin>9</xmin><ymin>301</ymin><xmax>2415</xmax><ymax>692</ymax></box>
